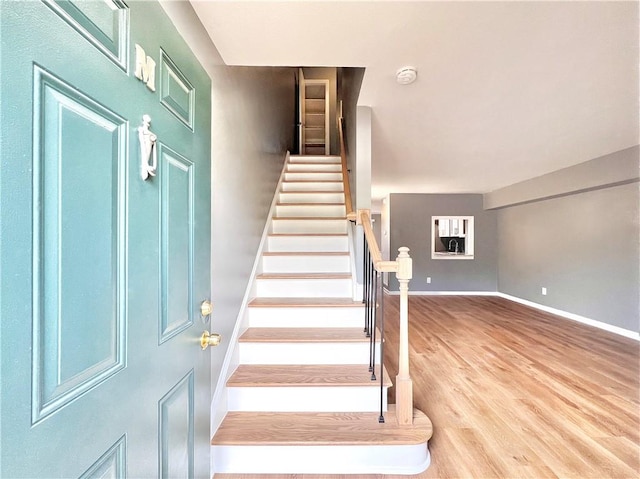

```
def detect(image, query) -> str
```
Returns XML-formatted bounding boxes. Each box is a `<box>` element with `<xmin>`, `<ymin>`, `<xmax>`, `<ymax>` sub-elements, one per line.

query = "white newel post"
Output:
<box><xmin>396</xmin><ymin>247</ymin><xmax>414</xmax><ymax>425</ymax></box>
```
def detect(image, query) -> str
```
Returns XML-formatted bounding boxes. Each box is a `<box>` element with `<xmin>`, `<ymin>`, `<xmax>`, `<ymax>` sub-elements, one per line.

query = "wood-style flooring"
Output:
<box><xmin>217</xmin><ymin>295</ymin><xmax>639</xmax><ymax>479</ymax></box>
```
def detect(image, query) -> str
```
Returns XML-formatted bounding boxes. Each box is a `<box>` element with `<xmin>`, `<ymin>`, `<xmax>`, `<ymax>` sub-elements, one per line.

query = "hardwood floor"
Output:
<box><xmin>387</xmin><ymin>295</ymin><xmax>639</xmax><ymax>479</ymax></box>
<box><xmin>217</xmin><ymin>295</ymin><xmax>639</xmax><ymax>479</ymax></box>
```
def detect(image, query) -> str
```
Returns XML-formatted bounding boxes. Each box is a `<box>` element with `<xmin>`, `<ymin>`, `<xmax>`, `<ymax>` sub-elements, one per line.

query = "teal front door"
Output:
<box><xmin>1</xmin><ymin>1</ymin><xmax>212</xmax><ymax>477</ymax></box>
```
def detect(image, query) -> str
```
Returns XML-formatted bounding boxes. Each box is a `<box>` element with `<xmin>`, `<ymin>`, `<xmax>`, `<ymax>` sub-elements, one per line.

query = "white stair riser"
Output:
<box><xmin>287</xmin><ymin>163</ymin><xmax>341</xmax><ymax>172</ymax></box>
<box><xmin>275</xmin><ymin>204</ymin><xmax>345</xmax><ymax>217</ymax></box>
<box><xmin>267</xmin><ymin>235</ymin><xmax>348</xmax><ymax>252</ymax></box>
<box><xmin>227</xmin><ymin>386</ymin><xmax>387</xmax><ymax>412</ymax></box>
<box><xmin>247</xmin><ymin>307</ymin><xmax>364</xmax><ymax>328</ymax></box>
<box><xmin>278</xmin><ymin>192</ymin><xmax>345</xmax><ymax>204</ymax></box>
<box><xmin>212</xmin><ymin>444</ymin><xmax>430</xmax><ymax>474</ymax></box>
<box><xmin>271</xmin><ymin>219</ymin><xmax>347</xmax><ymax>234</ymax></box>
<box><xmin>289</xmin><ymin>155</ymin><xmax>341</xmax><ymax>164</ymax></box>
<box><xmin>284</xmin><ymin>172</ymin><xmax>342</xmax><ymax>182</ymax></box>
<box><xmin>238</xmin><ymin>342</ymin><xmax>378</xmax><ymax>365</ymax></box>
<box><xmin>281</xmin><ymin>181</ymin><xmax>344</xmax><ymax>192</ymax></box>
<box><xmin>262</xmin><ymin>255</ymin><xmax>350</xmax><ymax>273</ymax></box>
<box><xmin>256</xmin><ymin>278</ymin><xmax>352</xmax><ymax>298</ymax></box>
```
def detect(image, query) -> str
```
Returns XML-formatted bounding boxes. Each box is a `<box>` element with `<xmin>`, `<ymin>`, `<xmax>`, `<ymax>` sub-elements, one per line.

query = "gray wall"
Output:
<box><xmin>159</xmin><ymin>1</ymin><xmax>296</xmax><ymax>391</ymax></box>
<box><xmin>372</xmin><ymin>213</ymin><xmax>382</xmax><ymax>246</ymax></box>
<box><xmin>493</xmin><ymin>148</ymin><xmax>640</xmax><ymax>333</ymax></box>
<box><xmin>388</xmin><ymin>194</ymin><xmax>498</xmax><ymax>292</ymax></box>
<box><xmin>386</xmin><ymin>148</ymin><xmax>639</xmax><ymax>333</ymax></box>
<box><xmin>337</xmin><ymin>68</ymin><xmax>365</xmax><ymax>283</ymax></box>
<box><xmin>337</xmin><ymin>67</ymin><xmax>365</xmax><ymax>210</ymax></box>
<box><xmin>485</xmin><ymin>146</ymin><xmax>639</xmax><ymax>209</ymax></box>
<box><xmin>210</xmin><ymin>65</ymin><xmax>295</xmax><ymax>375</ymax></box>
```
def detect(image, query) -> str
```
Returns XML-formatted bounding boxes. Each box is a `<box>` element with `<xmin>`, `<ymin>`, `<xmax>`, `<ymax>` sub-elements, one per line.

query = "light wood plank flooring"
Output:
<box><xmin>217</xmin><ymin>295</ymin><xmax>639</xmax><ymax>478</ymax></box>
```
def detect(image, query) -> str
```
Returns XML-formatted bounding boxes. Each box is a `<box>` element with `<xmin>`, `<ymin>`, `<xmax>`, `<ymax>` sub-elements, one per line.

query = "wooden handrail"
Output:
<box><xmin>338</xmin><ymin>109</ymin><xmax>413</xmax><ymax>425</ymax></box>
<box><xmin>358</xmin><ymin>210</ymin><xmax>397</xmax><ymax>273</ymax></box>
<box><xmin>358</xmin><ymin>208</ymin><xmax>414</xmax><ymax>426</ymax></box>
<box><xmin>337</xmin><ymin>117</ymin><xmax>356</xmax><ymax>221</ymax></box>
<box><xmin>359</xmin><ymin>210</ymin><xmax>383</xmax><ymax>265</ymax></box>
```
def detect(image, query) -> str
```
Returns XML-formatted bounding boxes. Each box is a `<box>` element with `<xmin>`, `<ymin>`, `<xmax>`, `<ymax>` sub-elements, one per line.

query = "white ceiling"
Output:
<box><xmin>191</xmin><ymin>1</ymin><xmax>639</xmax><ymax>200</ymax></box>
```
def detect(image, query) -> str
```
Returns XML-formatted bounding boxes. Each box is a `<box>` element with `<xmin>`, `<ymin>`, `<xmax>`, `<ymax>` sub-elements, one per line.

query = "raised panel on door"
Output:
<box><xmin>32</xmin><ymin>66</ymin><xmax>127</xmax><ymax>424</ymax></box>
<box><xmin>158</xmin><ymin>371</ymin><xmax>195</xmax><ymax>478</ymax></box>
<box><xmin>160</xmin><ymin>50</ymin><xmax>195</xmax><ymax>130</ymax></box>
<box><xmin>42</xmin><ymin>0</ymin><xmax>129</xmax><ymax>70</ymax></box>
<box><xmin>79</xmin><ymin>435</ymin><xmax>127</xmax><ymax>479</ymax></box>
<box><xmin>1</xmin><ymin>1</ymin><xmax>212</xmax><ymax>477</ymax></box>
<box><xmin>159</xmin><ymin>144</ymin><xmax>195</xmax><ymax>344</ymax></box>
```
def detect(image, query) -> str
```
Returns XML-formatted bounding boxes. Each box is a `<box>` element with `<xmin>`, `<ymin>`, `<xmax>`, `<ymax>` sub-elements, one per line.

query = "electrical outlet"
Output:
<box><xmin>541</xmin><ymin>287</ymin><xmax>547</xmax><ymax>295</ymax></box>
<box><xmin>427</xmin><ymin>277</ymin><xmax>431</xmax><ymax>284</ymax></box>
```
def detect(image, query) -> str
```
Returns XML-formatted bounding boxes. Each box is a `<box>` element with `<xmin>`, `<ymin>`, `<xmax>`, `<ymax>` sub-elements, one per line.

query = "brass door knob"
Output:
<box><xmin>201</xmin><ymin>331</ymin><xmax>221</xmax><ymax>350</ymax></box>
<box><xmin>200</xmin><ymin>300</ymin><xmax>213</xmax><ymax>317</ymax></box>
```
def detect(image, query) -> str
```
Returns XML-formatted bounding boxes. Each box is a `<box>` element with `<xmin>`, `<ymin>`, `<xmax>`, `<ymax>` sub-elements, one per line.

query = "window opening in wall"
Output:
<box><xmin>432</xmin><ymin>216</ymin><xmax>474</xmax><ymax>260</ymax></box>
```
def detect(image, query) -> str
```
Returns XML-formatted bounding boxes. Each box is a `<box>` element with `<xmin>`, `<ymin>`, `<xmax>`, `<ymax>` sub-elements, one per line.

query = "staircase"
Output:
<box><xmin>211</xmin><ymin>155</ymin><xmax>432</xmax><ymax>475</ymax></box>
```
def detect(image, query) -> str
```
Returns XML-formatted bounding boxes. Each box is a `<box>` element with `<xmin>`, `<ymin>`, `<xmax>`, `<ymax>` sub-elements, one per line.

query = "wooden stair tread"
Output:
<box><xmin>286</xmin><ymin>164</ymin><xmax>339</xmax><ymax>168</ymax></box>
<box><xmin>213</xmin><ymin>476</ymin><xmax>361</xmax><ymax>479</ymax></box>
<box><xmin>279</xmin><ymin>191</ymin><xmax>344</xmax><ymax>194</ymax></box>
<box><xmin>262</xmin><ymin>251</ymin><xmax>349</xmax><ymax>257</ymax></box>
<box><xmin>214</xmin><ymin>476</ymin><xmax>402</xmax><ymax>479</ymax></box>
<box><xmin>239</xmin><ymin>327</ymin><xmax>371</xmax><ymax>343</ymax></box>
<box><xmin>286</xmin><ymin>169</ymin><xmax>339</xmax><ymax>173</ymax></box>
<box><xmin>212</xmin><ymin>406</ymin><xmax>432</xmax><ymax>446</ymax></box>
<box><xmin>256</xmin><ymin>273</ymin><xmax>351</xmax><ymax>280</ymax></box>
<box><xmin>268</xmin><ymin>233</ymin><xmax>347</xmax><ymax>237</ymax></box>
<box><xmin>276</xmin><ymin>202</ymin><xmax>345</xmax><ymax>206</ymax></box>
<box><xmin>248</xmin><ymin>297</ymin><xmax>363</xmax><ymax>308</ymax></box>
<box><xmin>272</xmin><ymin>216</ymin><xmax>347</xmax><ymax>220</ymax></box>
<box><xmin>227</xmin><ymin>364</ymin><xmax>390</xmax><ymax>388</ymax></box>
<box><xmin>281</xmin><ymin>180</ymin><xmax>342</xmax><ymax>183</ymax></box>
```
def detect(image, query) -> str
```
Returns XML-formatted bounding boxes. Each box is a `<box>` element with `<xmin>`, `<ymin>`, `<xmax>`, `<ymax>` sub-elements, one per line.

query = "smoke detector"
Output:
<box><xmin>396</xmin><ymin>66</ymin><xmax>417</xmax><ymax>85</ymax></box>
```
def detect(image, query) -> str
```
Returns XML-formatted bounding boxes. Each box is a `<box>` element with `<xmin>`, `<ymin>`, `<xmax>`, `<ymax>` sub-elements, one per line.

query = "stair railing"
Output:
<box><xmin>363</xmin><ymin>234</ymin><xmax>385</xmax><ymax>423</ymax></box>
<box><xmin>337</xmin><ymin>115</ymin><xmax>414</xmax><ymax>426</ymax></box>
<box><xmin>359</xmin><ymin>210</ymin><xmax>414</xmax><ymax>426</ymax></box>
<box><xmin>338</xmin><ymin>116</ymin><xmax>356</xmax><ymax>222</ymax></box>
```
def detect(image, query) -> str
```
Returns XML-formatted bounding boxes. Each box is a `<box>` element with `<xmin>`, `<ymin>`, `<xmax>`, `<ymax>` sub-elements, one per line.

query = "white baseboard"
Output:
<box><xmin>384</xmin><ymin>290</ymin><xmax>640</xmax><ymax>341</ymax></box>
<box><xmin>496</xmin><ymin>293</ymin><xmax>640</xmax><ymax>341</ymax></box>
<box><xmin>385</xmin><ymin>290</ymin><xmax>497</xmax><ymax>296</ymax></box>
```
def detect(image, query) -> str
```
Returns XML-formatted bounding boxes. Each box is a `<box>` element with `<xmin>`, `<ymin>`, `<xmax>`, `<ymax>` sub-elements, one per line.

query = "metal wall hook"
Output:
<box><xmin>138</xmin><ymin>114</ymin><xmax>157</xmax><ymax>180</ymax></box>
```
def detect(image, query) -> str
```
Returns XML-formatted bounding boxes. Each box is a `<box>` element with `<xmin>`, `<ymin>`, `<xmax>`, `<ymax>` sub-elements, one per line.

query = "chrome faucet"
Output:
<box><xmin>448</xmin><ymin>239</ymin><xmax>459</xmax><ymax>253</ymax></box>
